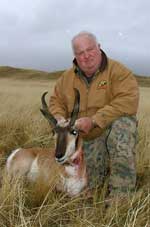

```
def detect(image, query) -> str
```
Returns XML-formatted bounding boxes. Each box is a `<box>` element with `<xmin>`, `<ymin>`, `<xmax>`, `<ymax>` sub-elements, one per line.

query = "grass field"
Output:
<box><xmin>0</xmin><ymin>67</ymin><xmax>150</xmax><ymax>226</ymax></box>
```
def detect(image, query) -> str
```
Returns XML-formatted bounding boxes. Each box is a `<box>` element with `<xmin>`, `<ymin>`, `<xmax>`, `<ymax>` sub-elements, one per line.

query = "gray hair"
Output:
<box><xmin>71</xmin><ymin>31</ymin><xmax>99</xmax><ymax>52</ymax></box>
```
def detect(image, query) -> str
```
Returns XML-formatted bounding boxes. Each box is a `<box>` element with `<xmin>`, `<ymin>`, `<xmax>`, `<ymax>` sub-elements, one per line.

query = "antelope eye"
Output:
<box><xmin>70</xmin><ymin>129</ymin><xmax>78</xmax><ymax>135</ymax></box>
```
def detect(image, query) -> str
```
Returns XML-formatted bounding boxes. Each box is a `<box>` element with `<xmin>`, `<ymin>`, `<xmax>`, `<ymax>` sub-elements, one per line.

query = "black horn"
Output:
<box><xmin>40</xmin><ymin>92</ymin><xmax>57</xmax><ymax>128</ymax></box>
<box><xmin>69</xmin><ymin>88</ymin><xmax>80</xmax><ymax>127</ymax></box>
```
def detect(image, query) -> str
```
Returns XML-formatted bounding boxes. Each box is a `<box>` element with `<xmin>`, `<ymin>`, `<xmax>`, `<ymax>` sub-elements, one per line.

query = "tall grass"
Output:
<box><xmin>0</xmin><ymin>78</ymin><xmax>149</xmax><ymax>226</ymax></box>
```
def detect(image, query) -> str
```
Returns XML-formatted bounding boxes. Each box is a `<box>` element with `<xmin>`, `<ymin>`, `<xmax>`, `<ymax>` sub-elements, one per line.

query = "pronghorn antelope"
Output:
<box><xmin>6</xmin><ymin>89</ymin><xmax>87</xmax><ymax>196</ymax></box>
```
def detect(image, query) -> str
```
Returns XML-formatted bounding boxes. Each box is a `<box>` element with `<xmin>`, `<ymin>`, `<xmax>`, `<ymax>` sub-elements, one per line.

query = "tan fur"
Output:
<box><xmin>6</xmin><ymin>141</ymin><xmax>87</xmax><ymax>196</ymax></box>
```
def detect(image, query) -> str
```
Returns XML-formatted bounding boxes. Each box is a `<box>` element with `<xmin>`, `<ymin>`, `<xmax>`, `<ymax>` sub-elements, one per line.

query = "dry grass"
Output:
<box><xmin>0</xmin><ymin>74</ymin><xmax>150</xmax><ymax>226</ymax></box>
<box><xmin>136</xmin><ymin>75</ymin><xmax>150</xmax><ymax>87</ymax></box>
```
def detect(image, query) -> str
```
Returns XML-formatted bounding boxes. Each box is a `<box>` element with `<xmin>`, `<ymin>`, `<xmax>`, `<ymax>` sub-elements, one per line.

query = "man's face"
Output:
<box><xmin>73</xmin><ymin>36</ymin><xmax>102</xmax><ymax>76</ymax></box>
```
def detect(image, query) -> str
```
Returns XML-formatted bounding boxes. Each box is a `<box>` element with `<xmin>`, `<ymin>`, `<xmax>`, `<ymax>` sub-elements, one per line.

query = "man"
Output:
<box><xmin>49</xmin><ymin>31</ymin><xmax>139</xmax><ymax>199</ymax></box>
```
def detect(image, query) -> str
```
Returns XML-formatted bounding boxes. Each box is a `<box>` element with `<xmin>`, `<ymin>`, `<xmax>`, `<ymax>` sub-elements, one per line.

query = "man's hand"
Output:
<box><xmin>75</xmin><ymin>117</ymin><xmax>95</xmax><ymax>134</ymax></box>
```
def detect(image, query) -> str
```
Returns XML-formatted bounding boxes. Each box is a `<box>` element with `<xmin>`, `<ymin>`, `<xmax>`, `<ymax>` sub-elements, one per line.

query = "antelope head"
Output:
<box><xmin>40</xmin><ymin>89</ymin><xmax>80</xmax><ymax>164</ymax></box>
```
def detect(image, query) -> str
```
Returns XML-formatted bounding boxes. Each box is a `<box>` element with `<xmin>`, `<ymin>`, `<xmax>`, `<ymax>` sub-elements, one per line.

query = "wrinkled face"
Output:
<box><xmin>54</xmin><ymin>125</ymin><xmax>79</xmax><ymax>164</ymax></box>
<box><xmin>73</xmin><ymin>35</ymin><xmax>102</xmax><ymax>76</ymax></box>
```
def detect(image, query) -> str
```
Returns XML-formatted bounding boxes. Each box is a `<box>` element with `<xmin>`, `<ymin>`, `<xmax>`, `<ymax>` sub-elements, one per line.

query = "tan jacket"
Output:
<box><xmin>49</xmin><ymin>56</ymin><xmax>139</xmax><ymax>140</ymax></box>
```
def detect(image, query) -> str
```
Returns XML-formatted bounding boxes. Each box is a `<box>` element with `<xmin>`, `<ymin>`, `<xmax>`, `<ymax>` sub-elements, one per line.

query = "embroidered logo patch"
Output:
<box><xmin>97</xmin><ymin>80</ymin><xmax>107</xmax><ymax>89</ymax></box>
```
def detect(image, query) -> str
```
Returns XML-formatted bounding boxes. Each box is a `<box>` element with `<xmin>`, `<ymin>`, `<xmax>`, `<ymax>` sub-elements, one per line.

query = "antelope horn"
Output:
<box><xmin>40</xmin><ymin>92</ymin><xmax>57</xmax><ymax>128</ymax></box>
<box><xmin>69</xmin><ymin>88</ymin><xmax>80</xmax><ymax>127</ymax></box>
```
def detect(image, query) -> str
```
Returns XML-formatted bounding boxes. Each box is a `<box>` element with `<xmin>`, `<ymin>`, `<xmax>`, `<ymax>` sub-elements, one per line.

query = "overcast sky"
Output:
<box><xmin>0</xmin><ymin>0</ymin><xmax>150</xmax><ymax>76</ymax></box>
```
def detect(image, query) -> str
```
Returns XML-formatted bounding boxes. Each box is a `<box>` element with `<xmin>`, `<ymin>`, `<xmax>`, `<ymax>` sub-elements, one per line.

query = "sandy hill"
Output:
<box><xmin>0</xmin><ymin>66</ymin><xmax>150</xmax><ymax>87</ymax></box>
<box><xmin>0</xmin><ymin>66</ymin><xmax>63</xmax><ymax>80</ymax></box>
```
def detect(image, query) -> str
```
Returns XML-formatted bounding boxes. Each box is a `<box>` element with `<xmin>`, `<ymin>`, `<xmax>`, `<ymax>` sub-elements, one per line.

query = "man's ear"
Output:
<box><xmin>98</xmin><ymin>43</ymin><xmax>101</xmax><ymax>49</ymax></box>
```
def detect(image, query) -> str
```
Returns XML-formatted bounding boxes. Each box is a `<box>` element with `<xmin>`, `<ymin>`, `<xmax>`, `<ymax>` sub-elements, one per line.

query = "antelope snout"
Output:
<box><xmin>55</xmin><ymin>154</ymin><xmax>66</xmax><ymax>164</ymax></box>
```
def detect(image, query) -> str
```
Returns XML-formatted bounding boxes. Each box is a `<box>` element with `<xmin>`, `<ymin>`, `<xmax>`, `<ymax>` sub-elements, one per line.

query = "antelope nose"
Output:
<box><xmin>55</xmin><ymin>152</ymin><xmax>64</xmax><ymax>159</ymax></box>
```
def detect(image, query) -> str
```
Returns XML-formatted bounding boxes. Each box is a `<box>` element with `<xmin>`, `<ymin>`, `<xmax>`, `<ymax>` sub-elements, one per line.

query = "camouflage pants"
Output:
<box><xmin>83</xmin><ymin>116</ymin><xmax>138</xmax><ymax>195</ymax></box>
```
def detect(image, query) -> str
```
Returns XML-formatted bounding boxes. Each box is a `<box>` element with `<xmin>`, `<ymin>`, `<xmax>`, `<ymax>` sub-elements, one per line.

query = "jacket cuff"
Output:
<box><xmin>92</xmin><ymin>115</ymin><xmax>107</xmax><ymax>129</ymax></box>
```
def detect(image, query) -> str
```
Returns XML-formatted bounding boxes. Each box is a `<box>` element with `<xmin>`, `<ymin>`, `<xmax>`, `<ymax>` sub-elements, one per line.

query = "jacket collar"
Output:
<box><xmin>73</xmin><ymin>49</ymin><xmax>108</xmax><ymax>75</ymax></box>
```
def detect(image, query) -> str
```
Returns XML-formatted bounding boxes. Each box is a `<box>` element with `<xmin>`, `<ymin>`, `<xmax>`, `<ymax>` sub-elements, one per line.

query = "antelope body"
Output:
<box><xmin>6</xmin><ymin>89</ymin><xmax>87</xmax><ymax>196</ymax></box>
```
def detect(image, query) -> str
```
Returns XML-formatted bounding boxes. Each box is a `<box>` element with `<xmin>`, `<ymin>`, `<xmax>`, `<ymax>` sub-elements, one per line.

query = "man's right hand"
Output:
<box><xmin>75</xmin><ymin>117</ymin><xmax>94</xmax><ymax>134</ymax></box>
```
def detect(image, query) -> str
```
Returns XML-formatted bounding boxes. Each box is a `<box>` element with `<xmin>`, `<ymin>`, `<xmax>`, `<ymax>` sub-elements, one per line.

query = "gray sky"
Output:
<box><xmin>0</xmin><ymin>0</ymin><xmax>150</xmax><ymax>76</ymax></box>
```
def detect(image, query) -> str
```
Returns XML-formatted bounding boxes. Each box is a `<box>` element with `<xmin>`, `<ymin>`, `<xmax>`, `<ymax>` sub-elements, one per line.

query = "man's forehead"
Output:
<box><xmin>74</xmin><ymin>35</ymin><xmax>95</xmax><ymax>44</ymax></box>
<box><xmin>74</xmin><ymin>37</ymin><xmax>96</xmax><ymax>50</ymax></box>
